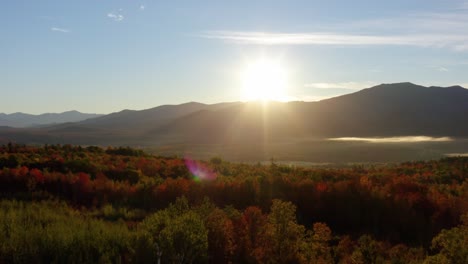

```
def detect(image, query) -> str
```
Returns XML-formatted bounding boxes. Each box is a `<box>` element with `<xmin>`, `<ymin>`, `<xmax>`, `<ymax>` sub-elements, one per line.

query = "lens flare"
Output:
<box><xmin>184</xmin><ymin>156</ymin><xmax>217</xmax><ymax>181</ymax></box>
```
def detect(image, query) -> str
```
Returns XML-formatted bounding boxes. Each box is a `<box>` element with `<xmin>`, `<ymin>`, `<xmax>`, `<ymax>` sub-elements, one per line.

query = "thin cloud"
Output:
<box><xmin>438</xmin><ymin>67</ymin><xmax>449</xmax><ymax>72</ymax></box>
<box><xmin>201</xmin><ymin>7</ymin><xmax>468</xmax><ymax>51</ymax></box>
<box><xmin>304</xmin><ymin>81</ymin><xmax>377</xmax><ymax>90</ymax></box>
<box><xmin>329</xmin><ymin>136</ymin><xmax>453</xmax><ymax>143</ymax></box>
<box><xmin>107</xmin><ymin>12</ymin><xmax>124</xmax><ymax>21</ymax></box>
<box><xmin>51</xmin><ymin>27</ymin><xmax>70</xmax><ymax>33</ymax></box>
<box><xmin>201</xmin><ymin>31</ymin><xmax>468</xmax><ymax>50</ymax></box>
<box><xmin>140</xmin><ymin>5</ymin><xmax>145</xmax><ymax>10</ymax></box>
<box><xmin>445</xmin><ymin>153</ymin><xmax>468</xmax><ymax>157</ymax></box>
<box><xmin>454</xmin><ymin>44</ymin><xmax>468</xmax><ymax>51</ymax></box>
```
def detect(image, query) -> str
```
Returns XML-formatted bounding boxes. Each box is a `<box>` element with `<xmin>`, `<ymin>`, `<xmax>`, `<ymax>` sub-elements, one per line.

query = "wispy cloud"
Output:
<box><xmin>445</xmin><ymin>153</ymin><xmax>468</xmax><ymax>157</ymax></box>
<box><xmin>438</xmin><ymin>67</ymin><xmax>449</xmax><ymax>72</ymax></box>
<box><xmin>454</xmin><ymin>44</ymin><xmax>468</xmax><ymax>51</ymax></box>
<box><xmin>51</xmin><ymin>27</ymin><xmax>70</xmax><ymax>33</ymax></box>
<box><xmin>329</xmin><ymin>136</ymin><xmax>453</xmax><ymax>143</ymax></box>
<box><xmin>201</xmin><ymin>31</ymin><xmax>468</xmax><ymax>50</ymax></box>
<box><xmin>304</xmin><ymin>81</ymin><xmax>377</xmax><ymax>90</ymax></box>
<box><xmin>140</xmin><ymin>5</ymin><xmax>145</xmax><ymax>10</ymax></box>
<box><xmin>201</xmin><ymin>8</ymin><xmax>468</xmax><ymax>51</ymax></box>
<box><xmin>107</xmin><ymin>12</ymin><xmax>124</xmax><ymax>21</ymax></box>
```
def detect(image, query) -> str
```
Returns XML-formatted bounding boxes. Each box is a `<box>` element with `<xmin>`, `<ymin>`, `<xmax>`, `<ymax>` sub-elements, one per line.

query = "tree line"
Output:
<box><xmin>0</xmin><ymin>144</ymin><xmax>467</xmax><ymax>263</ymax></box>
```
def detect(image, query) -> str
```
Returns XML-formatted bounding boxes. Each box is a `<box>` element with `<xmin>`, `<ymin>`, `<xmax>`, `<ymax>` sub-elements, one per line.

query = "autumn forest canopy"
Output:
<box><xmin>0</xmin><ymin>144</ymin><xmax>467</xmax><ymax>263</ymax></box>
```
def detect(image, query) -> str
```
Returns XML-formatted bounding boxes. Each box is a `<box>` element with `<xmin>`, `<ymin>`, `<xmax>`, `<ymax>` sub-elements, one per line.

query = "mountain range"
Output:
<box><xmin>0</xmin><ymin>111</ymin><xmax>103</xmax><ymax>128</ymax></box>
<box><xmin>1</xmin><ymin>82</ymin><xmax>468</xmax><ymax>162</ymax></box>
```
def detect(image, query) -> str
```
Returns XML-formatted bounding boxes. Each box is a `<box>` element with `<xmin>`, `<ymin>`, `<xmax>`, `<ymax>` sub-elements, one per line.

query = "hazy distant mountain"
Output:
<box><xmin>0</xmin><ymin>83</ymin><xmax>467</xmax><ymax>154</ymax></box>
<box><xmin>141</xmin><ymin>82</ymin><xmax>468</xmax><ymax>143</ymax></box>
<box><xmin>76</xmin><ymin>102</ymin><xmax>241</xmax><ymax>131</ymax></box>
<box><xmin>0</xmin><ymin>110</ymin><xmax>103</xmax><ymax>128</ymax></box>
<box><xmin>305</xmin><ymin>82</ymin><xmax>468</xmax><ymax>137</ymax></box>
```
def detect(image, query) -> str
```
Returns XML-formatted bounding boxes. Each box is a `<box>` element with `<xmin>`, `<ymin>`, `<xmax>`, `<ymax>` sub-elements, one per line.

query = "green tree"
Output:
<box><xmin>160</xmin><ymin>211</ymin><xmax>208</xmax><ymax>264</ymax></box>
<box><xmin>350</xmin><ymin>235</ymin><xmax>381</xmax><ymax>264</ymax></box>
<box><xmin>140</xmin><ymin>197</ymin><xmax>208</xmax><ymax>264</ymax></box>
<box><xmin>266</xmin><ymin>199</ymin><xmax>305</xmax><ymax>264</ymax></box>
<box><xmin>140</xmin><ymin>210</ymin><xmax>170</xmax><ymax>264</ymax></box>
<box><xmin>303</xmin><ymin>222</ymin><xmax>333</xmax><ymax>264</ymax></box>
<box><xmin>424</xmin><ymin>214</ymin><xmax>468</xmax><ymax>264</ymax></box>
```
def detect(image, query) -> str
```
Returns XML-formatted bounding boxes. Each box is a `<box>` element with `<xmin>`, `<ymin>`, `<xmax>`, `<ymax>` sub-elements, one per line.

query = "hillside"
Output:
<box><xmin>0</xmin><ymin>83</ymin><xmax>467</xmax><ymax>162</ymax></box>
<box><xmin>151</xmin><ymin>82</ymin><xmax>468</xmax><ymax>141</ymax></box>
<box><xmin>0</xmin><ymin>110</ymin><xmax>103</xmax><ymax>128</ymax></box>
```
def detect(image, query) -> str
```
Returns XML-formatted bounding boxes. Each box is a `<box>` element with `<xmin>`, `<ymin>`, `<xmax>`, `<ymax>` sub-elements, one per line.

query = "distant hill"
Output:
<box><xmin>141</xmin><ymin>82</ymin><xmax>468</xmax><ymax>143</ymax></box>
<box><xmin>304</xmin><ymin>82</ymin><xmax>468</xmax><ymax>137</ymax></box>
<box><xmin>0</xmin><ymin>111</ymin><xmax>103</xmax><ymax>128</ymax></box>
<box><xmin>77</xmin><ymin>102</ymin><xmax>241</xmax><ymax>131</ymax></box>
<box><xmin>0</xmin><ymin>83</ymin><xmax>468</xmax><ymax>162</ymax></box>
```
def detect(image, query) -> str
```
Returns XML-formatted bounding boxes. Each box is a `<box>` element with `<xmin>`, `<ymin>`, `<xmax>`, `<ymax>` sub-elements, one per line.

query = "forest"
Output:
<box><xmin>0</xmin><ymin>143</ymin><xmax>467</xmax><ymax>263</ymax></box>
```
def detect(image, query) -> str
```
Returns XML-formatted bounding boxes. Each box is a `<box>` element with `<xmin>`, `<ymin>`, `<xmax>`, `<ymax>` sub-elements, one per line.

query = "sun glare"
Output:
<box><xmin>241</xmin><ymin>58</ymin><xmax>289</xmax><ymax>101</ymax></box>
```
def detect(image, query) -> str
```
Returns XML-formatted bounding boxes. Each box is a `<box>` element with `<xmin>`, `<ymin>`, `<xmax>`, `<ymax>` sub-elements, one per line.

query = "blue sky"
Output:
<box><xmin>2</xmin><ymin>0</ymin><xmax>468</xmax><ymax>114</ymax></box>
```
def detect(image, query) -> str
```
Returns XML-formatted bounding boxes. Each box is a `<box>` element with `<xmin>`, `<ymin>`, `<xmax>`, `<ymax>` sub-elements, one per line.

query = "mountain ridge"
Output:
<box><xmin>1</xmin><ymin>83</ymin><xmax>467</xmax><ymax>146</ymax></box>
<box><xmin>0</xmin><ymin>111</ymin><xmax>104</xmax><ymax>128</ymax></box>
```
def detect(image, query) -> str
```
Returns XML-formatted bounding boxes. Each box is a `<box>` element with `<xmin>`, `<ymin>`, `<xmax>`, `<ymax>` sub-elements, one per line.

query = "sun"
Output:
<box><xmin>241</xmin><ymin>58</ymin><xmax>289</xmax><ymax>101</ymax></box>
